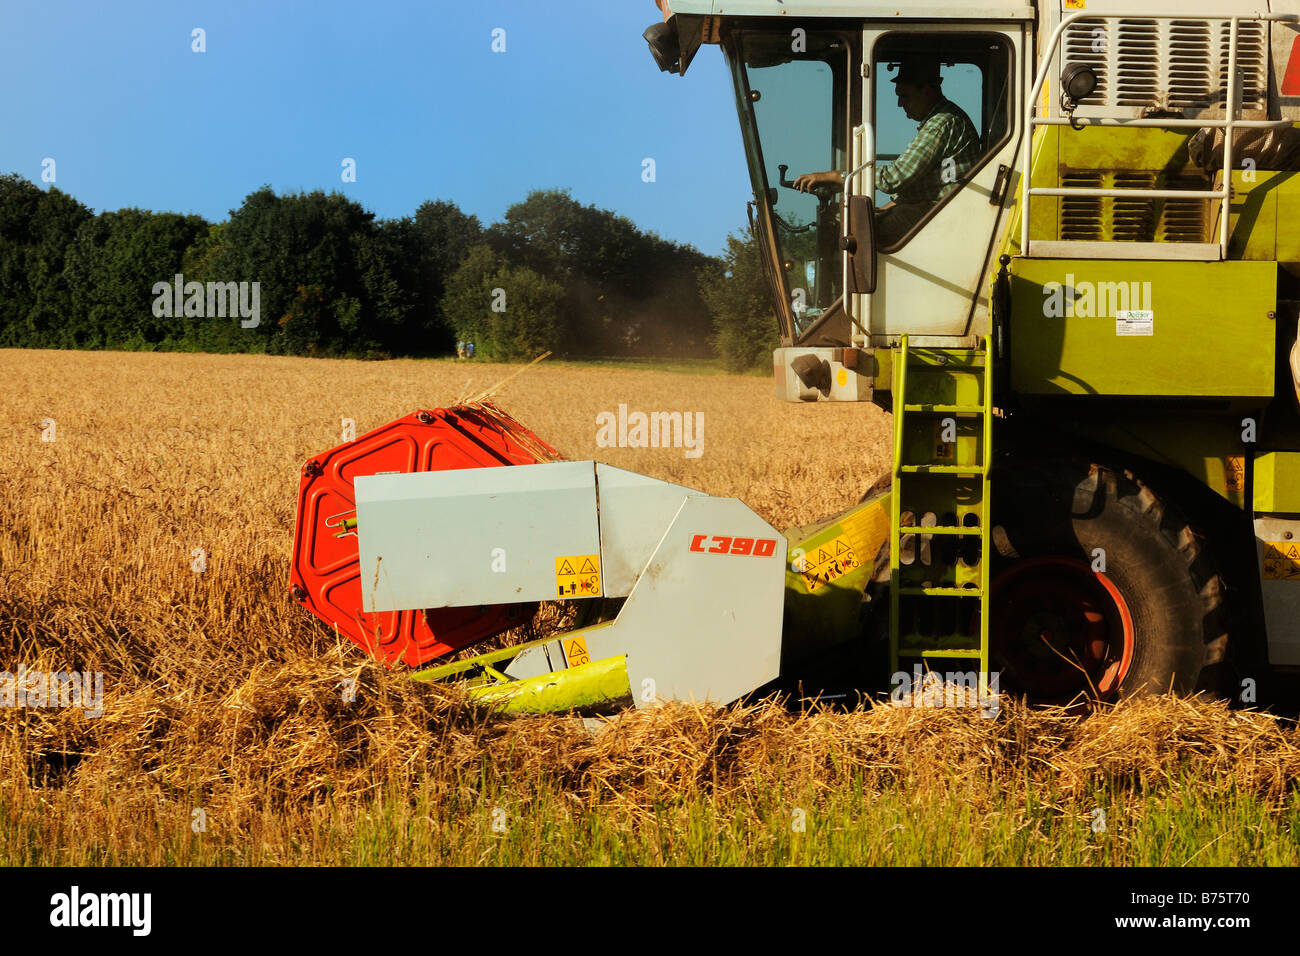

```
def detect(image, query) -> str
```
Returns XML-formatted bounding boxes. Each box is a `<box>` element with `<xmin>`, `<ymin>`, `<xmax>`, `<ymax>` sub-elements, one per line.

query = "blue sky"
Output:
<box><xmin>0</xmin><ymin>0</ymin><xmax>751</xmax><ymax>256</ymax></box>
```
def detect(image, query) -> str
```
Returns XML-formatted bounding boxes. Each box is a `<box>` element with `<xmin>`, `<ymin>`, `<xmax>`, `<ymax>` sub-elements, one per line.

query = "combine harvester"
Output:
<box><xmin>293</xmin><ymin>0</ymin><xmax>1300</xmax><ymax>712</ymax></box>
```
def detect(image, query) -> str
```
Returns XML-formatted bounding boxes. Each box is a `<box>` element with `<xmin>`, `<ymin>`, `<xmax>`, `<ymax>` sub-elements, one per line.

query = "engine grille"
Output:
<box><xmin>1062</xmin><ymin>17</ymin><xmax>1266</xmax><ymax>115</ymax></box>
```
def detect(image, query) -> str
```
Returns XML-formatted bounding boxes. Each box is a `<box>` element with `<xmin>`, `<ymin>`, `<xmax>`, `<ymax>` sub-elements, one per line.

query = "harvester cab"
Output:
<box><xmin>644</xmin><ymin>0</ymin><xmax>1300</xmax><ymax>704</ymax></box>
<box><xmin>289</xmin><ymin>0</ymin><xmax>1300</xmax><ymax>716</ymax></box>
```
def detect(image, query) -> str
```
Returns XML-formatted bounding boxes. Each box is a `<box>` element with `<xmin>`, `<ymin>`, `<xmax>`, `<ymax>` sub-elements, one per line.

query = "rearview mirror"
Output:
<box><xmin>840</xmin><ymin>195</ymin><xmax>877</xmax><ymax>294</ymax></box>
<box><xmin>643</xmin><ymin>15</ymin><xmax>705</xmax><ymax>76</ymax></box>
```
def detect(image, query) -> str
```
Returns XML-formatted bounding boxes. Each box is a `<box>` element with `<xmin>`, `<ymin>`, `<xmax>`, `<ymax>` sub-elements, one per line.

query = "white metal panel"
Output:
<box><xmin>673</xmin><ymin>0</ymin><xmax>1033</xmax><ymax>18</ymax></box>
<box><xmin>505</xmin><ymin>495</ymin><xmax>787</xmax><ymax>703</ymax></box>
<box><xmin>594</xmin><ymin>465</ymin><xmax>705</xmax><ymax>595</ymax></box>
<box><xmin>583</xmin><ymin>495</ymin><xmax>787</xmax><ymax>707</ymax></box>
<box><xmin>1255</xmin><ymin>516</ymin><xmax>1300</xmax><ymax>666</ymax></box>
<box><xmin>1027</xmin><ymin>240</ymin><xmax>1221</xmax><ymax>259</ymax></box>
<box><xmin>355</xmin><ymin>461</ymin><xmax>601</xmax><ymax>612</ymax></box>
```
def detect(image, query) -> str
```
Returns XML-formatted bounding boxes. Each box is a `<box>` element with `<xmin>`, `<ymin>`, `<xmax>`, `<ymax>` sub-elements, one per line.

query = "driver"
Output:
<box><xmin>794</xmin><ymin>58</ymin><xmax>981</xmax><ymax>248</ymax></box>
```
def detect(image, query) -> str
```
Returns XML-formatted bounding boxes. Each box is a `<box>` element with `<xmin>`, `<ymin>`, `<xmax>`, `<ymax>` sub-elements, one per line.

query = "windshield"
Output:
<box><xmin>726</xmin><ymin>29</ymin><xmax>853</xmax><ymax>341</ymax></box>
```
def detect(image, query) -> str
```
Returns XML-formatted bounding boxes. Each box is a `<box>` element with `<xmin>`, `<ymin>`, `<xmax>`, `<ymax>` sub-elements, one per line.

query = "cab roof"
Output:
<box><xmin>669</xmin><ymin>0</ymin><xmax>1035</xmax><ymax>19</ymax></box>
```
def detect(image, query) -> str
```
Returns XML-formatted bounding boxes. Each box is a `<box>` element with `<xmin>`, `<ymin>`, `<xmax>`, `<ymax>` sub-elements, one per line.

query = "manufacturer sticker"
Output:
<box><xmin>556</xmin><ymin>554</ymin><xmax>601</xmax><ymax>598</ymax></box>
<box><xmin>802</xmin><ymin>533</ymin><xmax>860</xmax><ymax>592</ymax></box>
<box><xmin>1116</xmin><ymin>310</ymin><xmax>1153</xmax><ymax>336</ymax></box>
<box><xmin>689</xmin><ymin>535</ymin><xmax>778</xmax><ymax>556</ymax></box>
<box><xmin>1262</xmin><ymin>541</ymin><xmax>1300</xmax><ymax>580</ymax></box>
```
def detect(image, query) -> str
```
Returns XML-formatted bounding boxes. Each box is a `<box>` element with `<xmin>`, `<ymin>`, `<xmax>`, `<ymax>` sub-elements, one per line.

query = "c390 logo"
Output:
<box><xmin>689</xmin><ymin>535</ymin><xmax>778</xmax><ymax>557</ymax></box>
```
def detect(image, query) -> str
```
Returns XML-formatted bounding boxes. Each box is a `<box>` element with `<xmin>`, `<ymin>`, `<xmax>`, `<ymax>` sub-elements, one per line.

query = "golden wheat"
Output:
<box><xmin>1</xmin><ymin>349</ymin><xmax>1296</xmax><ymax>864</ymax></box>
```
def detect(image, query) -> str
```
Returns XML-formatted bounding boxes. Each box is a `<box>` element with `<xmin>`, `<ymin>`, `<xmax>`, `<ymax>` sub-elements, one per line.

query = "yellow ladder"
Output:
<box><xmin>888</xmin><ymin>335</ymin><xmax>993</xmax><ymax>695</ymax></box>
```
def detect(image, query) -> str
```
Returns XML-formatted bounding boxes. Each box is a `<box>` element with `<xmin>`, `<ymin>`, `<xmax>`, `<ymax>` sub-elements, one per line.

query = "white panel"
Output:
<box><xmin>584</xmin><ymin>496</ymin><xmax>787</xmax><ymax>707</ymax></box>
<box><xmin>355</xmin><ymin>461</ymin><xmax>601</xmax><ymax>612</ymax></box>
<box><xmin>594</xmin><ymin>465</ymin><xmax>705</xmax><ymax>595</ymax></box>
<box><xmin>499</xmin><ymin>493</ymin><xmax>787</xmax><ymax>705</ymax></box>
<box><xmin>674</xmin><ymin>0</ymin><xmax>1033</xmax><ymax>17</ymax></box>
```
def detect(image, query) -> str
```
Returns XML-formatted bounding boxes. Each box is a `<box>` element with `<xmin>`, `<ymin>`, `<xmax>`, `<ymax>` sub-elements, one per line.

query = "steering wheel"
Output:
<box><xmin>778</xmin><ymin>164</ymin><xmax>840</xmax><ymax>202</ymax></box>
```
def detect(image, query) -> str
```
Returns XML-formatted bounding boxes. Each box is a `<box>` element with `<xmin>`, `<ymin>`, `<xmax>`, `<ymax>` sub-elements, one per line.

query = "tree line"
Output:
<box><xmin>0</xmin><ymin>173</ymin><xmax>778</xmax><ymax>370</ymax></box>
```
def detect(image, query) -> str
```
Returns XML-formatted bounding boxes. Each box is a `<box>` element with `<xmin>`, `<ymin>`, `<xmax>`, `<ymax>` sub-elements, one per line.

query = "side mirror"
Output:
<box><xmin>643</xmin><ymin>15</ymin><xmax>705</xmax><ymax>76</ymax></box>
<box><xmin>839</xmin><ymin>195</ymin><xmax>877</xmax><ymax>294</ymax></box>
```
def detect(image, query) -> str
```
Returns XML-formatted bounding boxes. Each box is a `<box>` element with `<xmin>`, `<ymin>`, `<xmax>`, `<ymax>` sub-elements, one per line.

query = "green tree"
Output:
<box><xmin>441</xmin><ymin>244</ymin><xmax>563</xmax><ymax>361</ymax></box>
<box><xmin>63</xmin><ymin>208</ymin><xmax>209</xmax><ymax>350</ymax></box>
<box><xmin>403</xmin><ymin>200</ymin><xmax>483</xmax><ymax>352</ymax></box>
<box><xmin>487</xmin><ymin>189</ymin><xmax>719</xmax><ymax>357</ymax></box>
<box><xmin>199</xmin><ymin>187</ymin><xmax>405</xmax><ymax>356</ymax></box>
<box><xmin>0</xmin><ymin>174</ymin><xmax>94</xmax><ymax>348</ymax></box>
<box><xmin>698</xmin><ymin>227</ymin><xmax>781</xmax><ymax>372</ymax></box>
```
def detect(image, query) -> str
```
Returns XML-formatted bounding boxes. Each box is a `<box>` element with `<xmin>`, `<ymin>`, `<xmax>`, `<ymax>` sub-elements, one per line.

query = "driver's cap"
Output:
<box><xmin>890</xmin><ymin>58</ymin><xmax>942</xmax><ymax>87</ymax></box>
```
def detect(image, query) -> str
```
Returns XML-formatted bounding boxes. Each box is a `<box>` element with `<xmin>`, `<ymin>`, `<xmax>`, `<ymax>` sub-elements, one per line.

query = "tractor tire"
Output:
<box><xmin>989</xmin><ymin>458</ymin><xmax>1228</xmax><ymax>704</ymax></box>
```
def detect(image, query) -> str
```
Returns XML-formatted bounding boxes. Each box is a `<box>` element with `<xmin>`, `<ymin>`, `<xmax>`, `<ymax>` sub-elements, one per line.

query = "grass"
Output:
<box><xmin>1</xmin><ymin>348</ymin><xmax>1297</xmax><ymax>866</ymax></box>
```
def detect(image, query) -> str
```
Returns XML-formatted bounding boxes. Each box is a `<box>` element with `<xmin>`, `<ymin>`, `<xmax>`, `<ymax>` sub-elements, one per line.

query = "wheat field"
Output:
<box><xmin>1</xmin><ymin>349</ymin><xmax>1297</xmax><ymax>866</ymax></box>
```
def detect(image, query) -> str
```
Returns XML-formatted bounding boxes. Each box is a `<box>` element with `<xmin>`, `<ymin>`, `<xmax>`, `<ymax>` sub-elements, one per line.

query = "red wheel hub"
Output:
<box><xmin>990</xmin><ymin>557</ymin><xmax>1135</xmax><ymax>703</ymax></box>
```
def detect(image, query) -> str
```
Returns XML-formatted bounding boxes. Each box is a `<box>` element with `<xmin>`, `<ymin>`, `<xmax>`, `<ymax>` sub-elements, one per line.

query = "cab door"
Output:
<box><xmin>859</xmin><ymin>22</ymin><xmax>1028</xmax><ymax>345</ymax></box>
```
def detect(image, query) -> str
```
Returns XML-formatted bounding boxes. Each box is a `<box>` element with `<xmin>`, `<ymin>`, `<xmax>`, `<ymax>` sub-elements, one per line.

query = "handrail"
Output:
<box><xmin>1018</xmin><ymin>10</ymin><xmax>1299</xmax><ymax>258</ymax></box>
<box><xmin>842</xmin><ymin>124</ymin><xmax>874</xmax><ymax>340</ymax></box>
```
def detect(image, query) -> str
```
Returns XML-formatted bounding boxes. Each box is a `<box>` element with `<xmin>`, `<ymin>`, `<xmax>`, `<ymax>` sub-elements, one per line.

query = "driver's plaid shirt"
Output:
<box><xmin>875</xmin><ymin>98</ymin><xmax>982</xmax><ymax>203</ymax></box>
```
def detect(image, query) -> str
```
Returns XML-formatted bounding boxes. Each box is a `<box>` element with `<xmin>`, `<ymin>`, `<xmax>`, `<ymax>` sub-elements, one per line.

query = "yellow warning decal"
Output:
<box><xmin>564</xmin><ymin>634</ymin><xmax>591</xmax><ymax>667</ymax></box>
<box><xmin>1064</xmin><ymin>0</ymin><xmax>1085</xmax><ymax>8</ymax></box>
<box><xmin>836</xmin><ymin>368</ymin><xmax>848</xmax><ymax>387</ymax></box>
<box><xmin>556</xmin><ymin>554</ymin><xmax>601</xmax><ymax>598</ymax></box>
<box><xmin>802</xmin><ymin>533</ymin><xmax>860</xmax><ymax>593</ymax></box>
<box><xmin>1224</xmin><ymin>456</ymin><xmax>1245</xmax><ymax>493</ymax></box>
<box><xmin>1262</xmin><ymin>541</ymin><xmax>1300</xmax><ymax>580</ymax></box>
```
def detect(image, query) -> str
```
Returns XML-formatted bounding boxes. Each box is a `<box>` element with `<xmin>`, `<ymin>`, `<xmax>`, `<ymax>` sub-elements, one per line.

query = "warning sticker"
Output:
<box><xmin>556</xmin><ymin>554</ymin><xmax>601</xmax><ymax>598</ymax></box>
<box><xmin>1064</xmin><ymin>0</ymin><xmax>1085</xmax><ymax>9</ymax></box>
<box><xmin>801</xmin><ymin>533</ymin><xmax>860</xmax><ymax>592</ymax></box>
<box><xmin>564</xmin><ymin>634</ymin><xmax>591</xmax><ymax>667</ymax></box>
<box><xmin>1116</xmin><ymin>310</ymin><xmax>1153</xmax><ymax>336</ymax></box>
<box><xmin>1262</xmin><ymin>541</ymin><xmax>1300</xmax><ymax>580</ymax></box>
<box><xmin>1225</xmin><ymin>456</ymin><xmax>1245</xmax><ymax>493</ymax></box>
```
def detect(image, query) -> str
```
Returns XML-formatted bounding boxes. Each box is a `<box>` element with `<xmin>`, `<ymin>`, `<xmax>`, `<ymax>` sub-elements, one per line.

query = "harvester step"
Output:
<box><xmin>897</xmin><ymin>647</ymin><xmax>985</xmax><ymax>659</ymax></box>
<box><xmin>899</xmin><ymin>586</ymin><xmax>983</xmax><ymax>597</ymax></box>
<box><xmin>898</xmin><ymin>465</ymin><xmax>986</xmax><ymax>475</ymax></box>
<box><xmin>901</xmin><ymin>404</ymin><xmax>985</xmax><ymax>414</ymax></box>
<box><xmin>904</xmin><ymin>647</ymin><xmax>982</xmax><ymax>660</ymax></box>
<box><xmin>906</xmin><ymin>354</ymin><xmax>985</xmax><ymax>367</ymax></box>
<box><xmin>897</xmin><ymin>525</ymin><xmax>981</xmax><ymax>535</ymax></box>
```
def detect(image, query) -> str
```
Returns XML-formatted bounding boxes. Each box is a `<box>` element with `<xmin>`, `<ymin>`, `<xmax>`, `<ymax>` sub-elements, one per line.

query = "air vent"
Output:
<box><xmin>1061</xmin><ymin>172</ymin><xmax>1105</xmax><ymax>240</ymax></box>
<box><xmin>1062</xmin><ymin>17</ymin><xmax>1266</xmax><ymax>115</ymax></box>
<box><xmin>1059</xmin><ymin>172</ymin><xmax>1208</xmax><ymax>242</ymax></box>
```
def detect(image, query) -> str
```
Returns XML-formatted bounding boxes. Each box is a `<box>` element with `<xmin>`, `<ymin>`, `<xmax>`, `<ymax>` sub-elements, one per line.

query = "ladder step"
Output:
<box><xmin>897</xmin><ymin>525</ymin><xmax>982</xmax><ymax>535</ymax></box>
<box><xmin>899</xmin><ymin>465</ymin><xmax>986</xmax><ymax>475</ymax></box>
<box><xmin>901</xmin><ymin>404</ymin><xmax>985</xmax><ymax>414</ymax></box>
<box><xmin>906</xmin><ymin>359</ymin><xmax>985</xmax><ymax>370</ymax></box>
<box><xmin>898</xmin><ymin>648</ymin><xmax>986</xmax><ymax>659</ymax></box>
<box><xmin>899</xmin><ymin>586</ymin><xmax>984</xmax><ymax>597</ymax></box>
